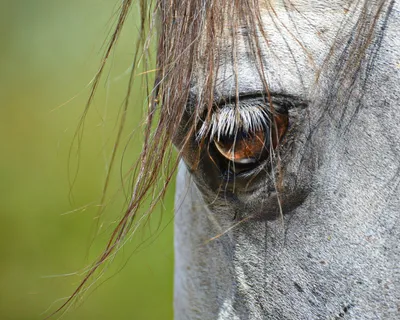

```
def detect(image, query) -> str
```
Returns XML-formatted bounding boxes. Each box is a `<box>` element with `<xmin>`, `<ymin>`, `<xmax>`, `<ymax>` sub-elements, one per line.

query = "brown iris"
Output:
<box><xmin>213</xmin><ymin>113</ymin><xmax>288</xmax><ymax>165</ymax></box>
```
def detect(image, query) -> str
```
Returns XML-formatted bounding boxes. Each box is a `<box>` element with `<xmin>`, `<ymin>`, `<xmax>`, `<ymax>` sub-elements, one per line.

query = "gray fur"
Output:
<box><xmin>174</xmin><ymin>0</ymin><xmax>400</xmax><ymax>319</ymax></box>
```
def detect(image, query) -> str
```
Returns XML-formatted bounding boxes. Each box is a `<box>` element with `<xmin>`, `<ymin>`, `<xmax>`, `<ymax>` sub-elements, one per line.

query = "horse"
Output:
<box><xmin>56</xmin><ymin>0</ymin><xmax>400</xmax><ymax>319</ymax></box>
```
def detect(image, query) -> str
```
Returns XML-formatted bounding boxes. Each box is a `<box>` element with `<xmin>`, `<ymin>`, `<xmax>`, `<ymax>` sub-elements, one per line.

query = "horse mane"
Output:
<box><xmin>50</xmin><ymin>0</ymin><xmax>393</xmax><ymax>317</ymax></box>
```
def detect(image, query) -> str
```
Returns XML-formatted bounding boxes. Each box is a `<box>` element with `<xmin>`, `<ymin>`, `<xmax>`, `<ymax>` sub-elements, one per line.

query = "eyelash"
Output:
<box><xmin>196</xmin><ymin>97</ymin><xmax>290</xmax><ymax>142</ymax></box>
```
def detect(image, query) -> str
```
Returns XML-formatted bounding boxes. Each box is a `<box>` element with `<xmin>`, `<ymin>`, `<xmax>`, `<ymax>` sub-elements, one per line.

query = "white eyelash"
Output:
<box><xmin>196</xmin><ymin>104</ymin><xmax>271</xmax><ymax>141</ymax></box>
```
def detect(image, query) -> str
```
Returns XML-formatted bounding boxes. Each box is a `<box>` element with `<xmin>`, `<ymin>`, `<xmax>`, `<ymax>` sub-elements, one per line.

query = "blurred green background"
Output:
<box><xmin>0</xmin><ymin>1</ymin><xmax>174</xmax><ymax>319</ymax></box>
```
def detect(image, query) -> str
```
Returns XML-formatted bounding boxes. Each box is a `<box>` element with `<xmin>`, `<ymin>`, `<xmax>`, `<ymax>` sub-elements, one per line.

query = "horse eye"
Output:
<box><xmin>214</xmin><ymin>130</ymin><xmax>267</xmax><ymax>164</ymax></box>
<box><xmin>212</xmin><ymin>113</ymin><xmax>288</xmax><ymax>170</ymax></box>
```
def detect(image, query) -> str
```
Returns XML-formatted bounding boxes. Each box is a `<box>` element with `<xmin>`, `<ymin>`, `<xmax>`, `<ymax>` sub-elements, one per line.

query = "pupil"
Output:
<box><xmin>215</xmin><ymin>129</ymin><xmax>269</xmax><ymax>162</ymax></box>
<box><xmin>210</xmin><ymin>111</ymin><xmax>289</xmax><ymax>174</ymax></box>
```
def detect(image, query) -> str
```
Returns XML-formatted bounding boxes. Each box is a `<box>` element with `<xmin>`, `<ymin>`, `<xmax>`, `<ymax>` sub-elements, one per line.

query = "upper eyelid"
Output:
<box><xmin>187</xmin><ymin>91</ymin><xmax>308</xmax><ymax>111</ymax></box>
